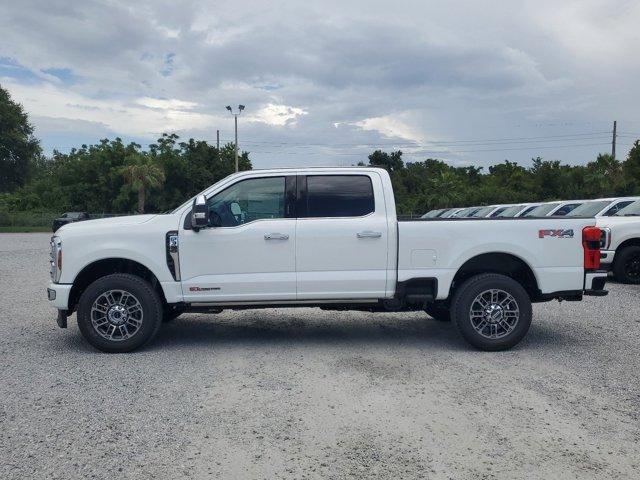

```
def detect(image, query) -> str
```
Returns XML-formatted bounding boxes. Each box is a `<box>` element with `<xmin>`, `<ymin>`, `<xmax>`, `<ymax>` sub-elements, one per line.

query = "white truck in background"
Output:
<box><xmin>597</xmin><ymin>200</ymin><xmax>640</xmax><ymax>283</ymax></box>
<box><xmin>48</xmin><ymin>167</ymin><xmax>608</xmax><ymax>353</ymax></box>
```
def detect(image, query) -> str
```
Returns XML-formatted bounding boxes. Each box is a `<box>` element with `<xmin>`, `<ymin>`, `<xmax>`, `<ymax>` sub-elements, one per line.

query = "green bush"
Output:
<box><xmin>0</xmin><ymin>210</ymin><xmax>57</xmax><ymax>227</ymax></box>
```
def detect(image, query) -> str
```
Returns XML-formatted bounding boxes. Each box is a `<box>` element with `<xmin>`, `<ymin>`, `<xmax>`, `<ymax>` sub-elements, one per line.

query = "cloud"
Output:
<box><xmin>3</xmin><ymin>79</ymin><xmax>216</xmax><ymax>137</ymax></box>
<box><xmin>136</xmin><ymin>97</ymin><xmax>199</xmax><ymax>110</ymax></box>
<box><xmin>354</xmin><ymin>115</ymin><xmax>424</xmax><ymax>143</ymax></box>
<box><xmin>1</xmin><ymin>0</ymin><xmax>639</xmax><ymax>168</ymax></box>
<box><xmin>249</xmin><ymin>104</ymin><xmax>308</xmax><ymax>126</ymax></box>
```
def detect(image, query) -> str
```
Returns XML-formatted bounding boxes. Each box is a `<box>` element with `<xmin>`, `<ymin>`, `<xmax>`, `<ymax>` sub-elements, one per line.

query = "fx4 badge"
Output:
<box><xmin>538</xmin><ymin>229</ymin><xmax>574</xmax><ymax>239</ymax></box>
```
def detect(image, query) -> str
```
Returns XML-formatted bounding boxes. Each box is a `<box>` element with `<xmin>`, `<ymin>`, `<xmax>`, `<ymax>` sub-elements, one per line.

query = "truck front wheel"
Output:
<box><xmin>76</xmin><ymin>274</ymin><xmax>163</xmax><ymax>353</ymax></box>
<box><xmin>450</xmin><ymin>273</ymin><xmax>532</xmax><ymax>351</ymax></box>
<box><xmin>612</xmin><ymin>246</ymin><xmax>640</xmax><ymax>284</ymax></box>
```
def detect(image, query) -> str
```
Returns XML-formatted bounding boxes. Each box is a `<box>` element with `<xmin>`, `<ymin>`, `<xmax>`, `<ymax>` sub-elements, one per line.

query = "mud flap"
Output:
<box><xmin>56</xmin><ymin>310</ymin><xmax>68</xmax><ymax>328</ymax></box>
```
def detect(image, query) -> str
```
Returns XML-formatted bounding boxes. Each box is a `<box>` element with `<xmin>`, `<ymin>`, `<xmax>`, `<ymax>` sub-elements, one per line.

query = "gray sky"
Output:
<box><xmin>1</xmin><ymin>0</ymin><xmax>639</xmax><ymax>169</ymax></box>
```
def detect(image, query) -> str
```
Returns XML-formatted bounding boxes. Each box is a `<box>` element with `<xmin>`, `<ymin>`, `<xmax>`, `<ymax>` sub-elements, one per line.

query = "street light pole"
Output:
<box><xmin>226</xmin><ymin>105</ymin><xmax>245</xmax><ymax>172</ymax></box>
<box><xmin>234</xmin><ymin>114</ymin><xmax>238</xmax><ymax>172</ymax></box>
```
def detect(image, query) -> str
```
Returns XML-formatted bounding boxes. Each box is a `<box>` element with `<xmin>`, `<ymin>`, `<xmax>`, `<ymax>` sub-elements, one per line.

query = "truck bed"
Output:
<box><xmin>397</xmin><ymin>217</ymin><xmax>597</xmax><ymax>300</ymax></box>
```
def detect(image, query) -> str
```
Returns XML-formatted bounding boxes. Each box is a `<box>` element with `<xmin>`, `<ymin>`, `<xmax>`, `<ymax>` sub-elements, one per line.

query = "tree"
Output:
<box><xmin>0</xmin><ymin>132</ymin><xmax>254</xmax><ymax>215</ymax></box>
<box><xmin>368</xmin><ymin>150</ymin><xmax>404</xmax><ymax>172</ymax></box>
<box><xmin>584</xmin><ymin>153</ymin><xmax>623</xmax><ymax>197</ymax></box>
<box><xmin>0</xmin><ymin>84</ymin><xmax>41</xmax><ymax>192</ymax></box>
<box><xmin>481</xmin><ymin>161</ymin><xmax>532</xmax><ymax>203</ymax></box>
<box><xmin>427</xmin><ymin>170</ymin><xmax>463</xmax><ymax>208</ymax></box>
<box><xmin>119</xmin><ymin>153</ymin><xmax>166</xmax><ymax>213</ymax></box>
<box><xmin>624</xmin><ymin>140</ymin><xmax>640</xmax><ymax>193</ymax></box>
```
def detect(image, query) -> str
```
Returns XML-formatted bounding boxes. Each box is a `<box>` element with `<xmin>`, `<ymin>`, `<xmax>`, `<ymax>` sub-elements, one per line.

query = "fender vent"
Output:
<box><xmin>166</xmin><ymin>231</ymin><xmax>180</xmax><ymax>281</ymax></box>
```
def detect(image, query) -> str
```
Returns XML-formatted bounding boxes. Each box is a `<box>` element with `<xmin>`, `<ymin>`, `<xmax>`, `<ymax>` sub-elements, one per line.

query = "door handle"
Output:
<box><xmin>357</xmin><ymin>231</ymin><xmax>382</xmax><ymax>238</ymax></box>
<box><xmin>264</xmin><ymin>233</ymin><xmax>289</xmax><ymax>240</ymax></box>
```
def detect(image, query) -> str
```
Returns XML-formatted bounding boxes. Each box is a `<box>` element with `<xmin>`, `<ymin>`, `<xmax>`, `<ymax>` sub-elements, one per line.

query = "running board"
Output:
<box><xmin>189</xmin><ymin>299</ymin><xmax>379</xmax><ymax>307</ymax></box>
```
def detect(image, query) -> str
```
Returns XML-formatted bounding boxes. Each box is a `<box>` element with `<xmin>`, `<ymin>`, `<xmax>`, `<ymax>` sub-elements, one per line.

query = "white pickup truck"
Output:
<box><xmin>47</xmin><ymin>167</ymin><xmax>608</xmax><ymax>353</ymax></box>
<box><xmin>596</xmin><ymin>201</ymin><xmax>640</xmax><ymax>283</ymax></box>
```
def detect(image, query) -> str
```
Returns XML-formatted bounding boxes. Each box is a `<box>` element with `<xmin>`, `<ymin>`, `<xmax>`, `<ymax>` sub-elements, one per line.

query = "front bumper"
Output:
<box><xmin>600</xmin><ymin>249</ymin><xmax>615</xmax><ymax>267</ymax></box>
<box><xmin>47</xmin><ymin>283</ymin><xmax>72</xmax><ymax>310</ymax></box>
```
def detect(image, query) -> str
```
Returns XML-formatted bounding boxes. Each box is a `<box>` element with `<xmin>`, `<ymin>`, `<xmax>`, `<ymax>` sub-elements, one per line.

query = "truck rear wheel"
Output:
<box><xmin>450</xmin><ymin>273</ymin><xmax>532</xmax><ymax>351</ymax></box>
<box><xmin>76</xmin><ymin>274</ymin><xmax>163</xmax><ymax>353</ymax></box>
<box><xmin>612</xmin><ymin>246</ymin><xmax>640</xmax><ymax>284</ymax></box>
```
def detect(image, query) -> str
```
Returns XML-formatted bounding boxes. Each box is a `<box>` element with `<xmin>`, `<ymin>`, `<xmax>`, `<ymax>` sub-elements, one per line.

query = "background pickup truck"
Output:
<box><xmin>597</xmin><ymin>214</ymin><xmax>640</xmax><ymax>284</ymax></box>
<box><xmin>51</xmin><ymin>211</ymin><xmax>90</xmax><ymax>233</ymax></box>
<box><xmin>47</xmin><ymin>167</ymin><xmax>607</xmax><ymax>353</ymax></box>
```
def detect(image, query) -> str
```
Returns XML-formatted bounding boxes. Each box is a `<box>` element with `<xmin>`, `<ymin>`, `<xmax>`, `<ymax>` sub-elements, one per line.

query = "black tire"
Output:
<box><xmin>424</xmin><ymin>303</ymin><xmax>451</xmax><ymax>322</ymax></box>
<box><xmin>163</xmin><ymin>305</ymin><xmax>185</xmax><ymax>323</ymax></box>
<box><xmin>77</xmin><ymin>274</ymin><xmax>163</xmax><ymax>353</ymax></box>
<box><xmin>612</xmin><ymin>246</ymin><xmax>640</xmax><ymax>284</ymax></box>
<box><xmin>450</xmin><ymin>273</ymin><xmax>532</xmax><ymax>351</ymax></box>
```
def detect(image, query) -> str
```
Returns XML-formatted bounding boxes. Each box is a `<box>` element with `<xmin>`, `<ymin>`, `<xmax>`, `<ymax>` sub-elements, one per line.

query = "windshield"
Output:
<box><xmin>518</xmin><ymin>205</ymin><xmax>539</xmax><ymax>216</ymax></box>
<box><xmin>471</xmin><ymin>206</ymin><xmax>495</xmax><ymax>217</ymax></box>
<box><xmin>453</xmin><ymin>208</ymin><xmax>471</xmax><ymax>217</ymax></box>
<box><xmin>497</xmin><ymin>205</ymin><xmax>526</xmax><ymax>217</ymax></box>
<box><xmin>523</xmin><ymin>203</ymin><xmax>560</xmax><ymax>217</ymax></box>
<box><xmin>421</xmin><ymin>209</ymin><xmax>443</xmax><ymax>218</ymax></box>
<box><xmin>489</xmin><ymin>206</ymin><xmax>509</xmax><ymax>217</ymax></box>
<box><xmin>466</xmin><ymin>207</ymin><xmax>483</xmax><ymax>217</ymax></box>
<box><xmin>616</xmin><ymin>200</ymin><xmax>640</xmax><ymax>216</ymax></box>
<box><xmin>566</xmin><ymin>200</ymin><xmax>611</xmax><ymax>217</ymax></box>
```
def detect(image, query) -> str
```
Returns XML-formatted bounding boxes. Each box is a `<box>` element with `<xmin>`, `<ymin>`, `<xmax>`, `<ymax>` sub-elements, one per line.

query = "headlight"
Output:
<box><xmin>50</xmin><ymin>236</ymin><xmax>62</xmax><ymax>282</ymax></box>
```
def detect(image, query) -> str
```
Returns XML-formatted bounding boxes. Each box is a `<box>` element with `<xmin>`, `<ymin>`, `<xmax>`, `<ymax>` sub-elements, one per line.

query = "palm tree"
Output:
<box><xmin>427</xmin><ymin>170</ymin><xmax>462</xmax><ymax>208</ymax></box>
<box><xmin>120</xmin><ymin>153</ymin><xmax>165</xmax><ymax>213</ymax></box>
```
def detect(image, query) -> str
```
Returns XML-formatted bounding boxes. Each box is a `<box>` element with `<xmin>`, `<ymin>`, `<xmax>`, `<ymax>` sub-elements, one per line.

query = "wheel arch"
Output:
<box><xmin>615</xmin><ymin>237</ymin><xmax>640</xmax><ymax>253</ymax></box>
<box><xmin>68</xmin><ymin>257</ymin><xmax>167</xmax><ymax>314</ymax></box>
<box><xmin>612</xmin><ymin>240</ymin><xmax>640</xmax><ymax>284</ymax></box>
<box><xmin>450</xmin><ymin>252</ymin><xmax>540</xmax><ymax>301</ymax></box>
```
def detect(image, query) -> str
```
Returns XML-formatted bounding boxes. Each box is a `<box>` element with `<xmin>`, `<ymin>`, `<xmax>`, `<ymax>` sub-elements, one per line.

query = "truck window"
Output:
<box><xmin>304</xmin><ymin>175</ymin><xmax>374</xmax><ymax>218</ymax></box>
<box><xmin>497</xmin><ymin>205</ymin><xmax>525</xmax><ymax>217</ymax></box>
<box><xmin>489</xmin><ymin>207</ymin><xmax>505</xmax><ymax>217</ymax></box>
<box><xmin>207</xmin><ymin>177</ymin><xmax>285</xmax><ymax>227</ymax></box>
<box><xmin>553</xmin><ymin>203</ymin><xmax>581</xmax><ymax>215</ymax></box>
<box><xmin>566</xmin><ymin>200</ymin><xmax>611</xmax><ymax>217</ymax></box>
<box><xmin>524</xmin><ymin>203</ymin><xmax>560</xmax><ymax>217</ymax></box>
<box><xmin>603</xmin><ymin>200</ymin><xmax>633</xmax><ymax>216</ymax></box>
<box><xmin>615</xmin><ymin>200</ymin><xmax>640</xmax><ymax>216</ymax></box>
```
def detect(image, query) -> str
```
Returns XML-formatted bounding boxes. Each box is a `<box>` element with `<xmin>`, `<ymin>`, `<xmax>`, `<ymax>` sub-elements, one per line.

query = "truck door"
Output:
<box><xmin>179</xmin><ymin>175</ymin><xmax>297</xmax><ymax>302</ymax></box>
<box><xmin>295</xmin><ymin>173</ymin><xmax>388</xmax><ymax>299</ymax></box>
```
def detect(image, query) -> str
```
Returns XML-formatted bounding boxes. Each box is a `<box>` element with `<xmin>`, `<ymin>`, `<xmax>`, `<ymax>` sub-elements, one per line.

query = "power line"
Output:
<box><xmin>220</xmin><ymin>131</ymin><xmax>613</xmax><ymax>148</ymax></box>
<box><xmin>245</xmin><ymin>142</ymin><xmax>613</xmax><ymax>156</ymax></box>
<box><xmin>242</xmin><ymin>137</ymin><xmax>611</xmax><ymax>150</ymax></box>
<box><xmin>45</xmin><ymin>130</ymin><xmax>639</xmax><ymax>154</ymax></box>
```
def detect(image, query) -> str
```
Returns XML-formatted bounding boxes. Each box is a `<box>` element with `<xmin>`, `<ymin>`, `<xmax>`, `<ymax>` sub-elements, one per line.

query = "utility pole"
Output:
<box><xmin>225</xmin><ymin>105</ymin><xmax>245</xmax><ymax>172</ymax></box>
<box><xmin>216</xmin><ymin>129</ymin><xmax>219</xmax><ymax>150</ymax></box>
<box><xmin>611</xmin><ymin>120</ymin><xmax>617</xmax><ymax>159</ymax></box>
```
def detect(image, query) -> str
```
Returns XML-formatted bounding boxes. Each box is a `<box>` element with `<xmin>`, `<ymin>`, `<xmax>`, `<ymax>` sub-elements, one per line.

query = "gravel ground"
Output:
<box><xmin>0</xmin><ymin>233</ymin><xmax>639</xmax><ymax>479</ymax></box>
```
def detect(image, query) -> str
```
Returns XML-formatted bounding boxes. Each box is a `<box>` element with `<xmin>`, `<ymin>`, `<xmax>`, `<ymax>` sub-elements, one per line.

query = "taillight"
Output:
<box><xmin>582</xmin><ymin>226</ymin><xmax>601</xmax><ymax>270</ymax></box>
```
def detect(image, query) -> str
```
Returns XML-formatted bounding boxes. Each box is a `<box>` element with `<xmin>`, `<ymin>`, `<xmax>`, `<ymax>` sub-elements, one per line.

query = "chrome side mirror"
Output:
<box><xmin>191</xmin><ymin>194</ymin><xmax>208</xmax><ymax>231</ymax></box>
